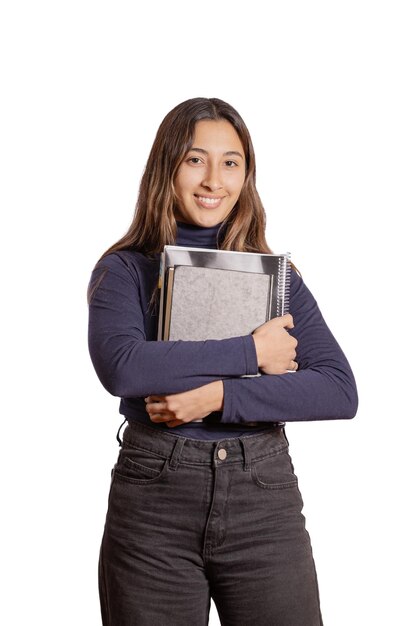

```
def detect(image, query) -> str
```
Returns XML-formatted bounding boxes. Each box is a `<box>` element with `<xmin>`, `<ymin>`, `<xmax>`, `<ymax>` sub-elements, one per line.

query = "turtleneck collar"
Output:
<box><xmin>175</xmin><ymin>220</ymin><xmax>227</xmax><ymax>250</ymax></box>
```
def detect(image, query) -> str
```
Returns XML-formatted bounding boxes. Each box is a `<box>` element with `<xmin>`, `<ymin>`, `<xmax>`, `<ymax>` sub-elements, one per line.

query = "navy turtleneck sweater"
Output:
<box><xmin>88</xmin><ymin>220</ymin><xmax>358</xmax><ymax>440</ymax></box>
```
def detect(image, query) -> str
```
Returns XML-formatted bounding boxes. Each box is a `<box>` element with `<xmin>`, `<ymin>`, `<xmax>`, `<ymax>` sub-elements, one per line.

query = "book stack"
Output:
<box><xmin>157</xmin><ymin>245</ymin><xmax>291</xmax><ymax>422</ymax></box>
<box><xmin>158</xmin><ymin>246</ymin><xmax>291</xmax><ymax>342</ymax></box>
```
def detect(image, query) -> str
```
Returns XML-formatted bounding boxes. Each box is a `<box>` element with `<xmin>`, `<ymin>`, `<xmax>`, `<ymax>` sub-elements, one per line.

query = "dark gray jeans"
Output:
<box><xmin>99</xmin><ymin>421</ymin><xmax>323</xmax><ymax>625</ymax></box>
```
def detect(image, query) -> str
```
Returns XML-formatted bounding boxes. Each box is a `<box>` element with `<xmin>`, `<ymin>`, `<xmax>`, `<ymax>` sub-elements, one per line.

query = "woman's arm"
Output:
<box><xmin>220</xmin><ymin>270</ymin><xmax>358</xmax><ymax>423</ymax></box>
<box><xmin>87</xmin><ymin>253</ymin><xmax>258</xmax><ymax>397</ymax></box>
<box><xmin>145</xmin><ymin>270</ymin><xmax>358</xmax><ymax>425</ymax></box>
<box><xmin>144</xmin><ymin>380</ymin><xmax>225</xmax><ymax>428</ymax></box>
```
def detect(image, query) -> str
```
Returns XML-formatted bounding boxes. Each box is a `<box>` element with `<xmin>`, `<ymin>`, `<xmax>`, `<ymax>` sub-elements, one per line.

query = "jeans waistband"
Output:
<box><xmin>123</xmin><ymin>420</ymin><xmax>288</xmax><ymax>471</ymax></box>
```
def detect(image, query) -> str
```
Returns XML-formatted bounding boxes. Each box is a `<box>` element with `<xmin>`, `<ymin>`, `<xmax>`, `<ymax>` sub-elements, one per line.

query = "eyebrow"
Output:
<box><xmin>189</xmin><ymin>147</ymin><xmax>244</xmax><ymax>159</ymax></box>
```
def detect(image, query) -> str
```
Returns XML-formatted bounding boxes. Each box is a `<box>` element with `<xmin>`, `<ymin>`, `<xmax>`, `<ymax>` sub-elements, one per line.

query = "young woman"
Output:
<box><xmin>88</xmin><ymin>97</ymin><xmax>358</xmax><ymax>626</ymax></box>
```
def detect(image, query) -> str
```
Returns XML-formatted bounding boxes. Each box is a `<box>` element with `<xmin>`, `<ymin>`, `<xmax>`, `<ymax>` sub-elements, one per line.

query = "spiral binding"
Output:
<box><xmin>276</xmin><ymin>252</ymin><xmax>291</xmax><ymax>316</ymax></box>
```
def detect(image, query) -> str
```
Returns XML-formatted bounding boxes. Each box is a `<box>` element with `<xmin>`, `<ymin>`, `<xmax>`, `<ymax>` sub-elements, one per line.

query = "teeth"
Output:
<box><xmin>197</xmin><ymin>196</ymin><xmax>221</xmax><ymax>204</ymax></box>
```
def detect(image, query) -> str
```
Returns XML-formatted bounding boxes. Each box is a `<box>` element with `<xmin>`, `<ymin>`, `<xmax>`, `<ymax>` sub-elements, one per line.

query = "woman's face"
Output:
<box><xmin>173</xmin><ymin>119</ymin><xmax>246</xmax><ymax>228</ymax></box>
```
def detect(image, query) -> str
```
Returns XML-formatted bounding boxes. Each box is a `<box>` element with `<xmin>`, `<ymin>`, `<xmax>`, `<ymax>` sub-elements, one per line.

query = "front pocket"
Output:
<box><xmin>251</xmin><ymin>449</ymin><xmax>298</xmax><ymax>490</ymax></box>
<box><xmin>114</xmin><ymin>446</ymin><xmax>168</xmax><ymax>485</ymax></box>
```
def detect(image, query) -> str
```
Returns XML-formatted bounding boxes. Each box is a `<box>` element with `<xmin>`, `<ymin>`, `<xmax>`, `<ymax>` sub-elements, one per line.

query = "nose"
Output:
<box><xmin>201</xmin><ymin>163</ymin><xmax>223</xmax><ymax>191</ymax></box>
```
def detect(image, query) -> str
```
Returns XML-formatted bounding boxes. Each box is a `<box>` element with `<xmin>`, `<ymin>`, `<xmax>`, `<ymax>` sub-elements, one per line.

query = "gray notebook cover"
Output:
<box><xmin>168</xmin><ymin>266</ymin><xmax>272</xmax><ymax>341</ymax></box>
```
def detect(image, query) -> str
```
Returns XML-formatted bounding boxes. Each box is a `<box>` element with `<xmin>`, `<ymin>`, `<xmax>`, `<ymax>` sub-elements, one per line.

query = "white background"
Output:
<box><xmin>1</xmin><ymin>1</ymin><xmax>416</xmax><ymax>624</ymax></box>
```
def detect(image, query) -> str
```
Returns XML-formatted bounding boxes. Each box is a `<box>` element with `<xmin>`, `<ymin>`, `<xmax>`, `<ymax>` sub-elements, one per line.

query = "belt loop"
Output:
<box><xmin>116</xmin><ymin>418</ymin><xmax>127</xmax><ymax>447</ymax></box>
<box><xmin>239</xmin><ymin>437</ymin><xmax>251</xmax><ymax>471</ymax></box>
<box><xmin>169</xmin><ymin>436</ymin><xmax>185</xmax><ymax>471</ymax></box>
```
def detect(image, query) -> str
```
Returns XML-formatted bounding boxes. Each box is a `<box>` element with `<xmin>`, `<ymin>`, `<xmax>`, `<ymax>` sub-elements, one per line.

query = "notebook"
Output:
<box><xmin>157</xmin><ymin>246</ymin><xmax>291</xmax><ymax>342</ymax></box>
<box><xmin>156</xmin><ymin>245</ymin><xmax>291</xmax><ymax>423</ymax></box>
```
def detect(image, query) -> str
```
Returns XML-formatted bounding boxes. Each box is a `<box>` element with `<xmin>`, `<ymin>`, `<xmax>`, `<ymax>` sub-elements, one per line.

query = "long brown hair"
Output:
<box><xmin>99</xmin><ymin>97</ymin><xmax>273</xmax><ymax>260</ymax></box>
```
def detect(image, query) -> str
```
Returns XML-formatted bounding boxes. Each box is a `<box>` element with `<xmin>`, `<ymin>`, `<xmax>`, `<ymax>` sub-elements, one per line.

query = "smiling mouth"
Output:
<box><xmin>194</xmin><ymin>195</ymin><xmax>224</xmax><ymax>208</ymax></box>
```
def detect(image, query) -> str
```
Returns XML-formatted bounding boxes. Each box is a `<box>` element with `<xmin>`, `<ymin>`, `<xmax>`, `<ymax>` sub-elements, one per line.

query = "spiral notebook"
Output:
<box><xmin>157</xmin><ymin>246</ymin><xmax>291</xmax><ymax>342</ymax></box>
<box><xmin>157</xmin><ymin>246</ymin><xmax>291</xmax><ymax>423</ymax></box>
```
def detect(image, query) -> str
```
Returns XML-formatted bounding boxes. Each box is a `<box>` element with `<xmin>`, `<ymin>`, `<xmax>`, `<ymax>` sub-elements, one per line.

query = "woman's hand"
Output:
<box><xmin>252</xmin><ymin>314</ymin><xmax>298</xmax><ymax>375</ymax></box>
<box><xmin>144</xmin><ymin>380</ymin><xmax>224</xmax><ymax>428</ymax></box>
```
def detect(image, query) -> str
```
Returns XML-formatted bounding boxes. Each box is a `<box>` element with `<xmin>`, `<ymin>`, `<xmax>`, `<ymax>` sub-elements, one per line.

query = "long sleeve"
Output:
<box><xmin>221</xmin><ymin>270</ymin><xmax>358</xmax><ymax>423</ymax></box>
<box><xmin>87</xmin><ymin>252</ymin><xmax>258</xmax><ymax>398</ymax></box>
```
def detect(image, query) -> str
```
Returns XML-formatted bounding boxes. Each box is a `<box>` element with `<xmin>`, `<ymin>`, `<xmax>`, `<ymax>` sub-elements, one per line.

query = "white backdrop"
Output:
<box><xmin>1</xmin><ymin>1</ymin><xmax>416</xmax><ymax>624</ymax></box>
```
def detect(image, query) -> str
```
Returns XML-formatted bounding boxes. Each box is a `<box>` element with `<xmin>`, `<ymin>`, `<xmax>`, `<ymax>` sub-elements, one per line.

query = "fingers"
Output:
<box><xmin>145</xmin><ymin>395</ymin><xmax>165</xmax><ymax>403</ymax></box>
<box><xmin>151</xmin><ymin>414</ymin><xmax>169</xmax><ymax>422</ymax></box>
<box><xmin>288</xmin><ymin>360</ymin><xmax>298</xmax><ymax>372</ymax></box>
<box><xmin>149</xmin><ymin>412</ymin><xmax>175</xmax><ymax>424</ymax></box>
<box><xmin>144</xmin><ymin>398</ymin><xmax>173</xmax><ymax>422</ymax></box>
<box><xmin>255</xmin><ymin>314</ymin><xmax>294</xmax><ymax>332</ymax></box>
<box><xmin>277</xmin><ymin>313</ymin><xmax>294</xmax><ymax>329</ymax></box>
<box><xmin>145</xmin><ymin>397</ymin><xmax>170</xmax><ymax>414</ymax></box>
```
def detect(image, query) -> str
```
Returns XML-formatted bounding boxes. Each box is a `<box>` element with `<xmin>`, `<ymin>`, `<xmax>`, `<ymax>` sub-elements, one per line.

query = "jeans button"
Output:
<box><xmin>217</xmin><ymin>448</ymin><xmax>227</xmax><ymax>460</ymax></box>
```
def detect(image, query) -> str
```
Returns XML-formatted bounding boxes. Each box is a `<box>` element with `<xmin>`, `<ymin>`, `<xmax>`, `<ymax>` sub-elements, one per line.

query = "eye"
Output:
<box><xmin>225</xmin><ymin>160</ymin><xmax>238</xmax><ymax>167</ymax></box>
<box><xmin>187</xmin><ymin>157</ymin><xmax>203</xmax><ymax>164</ymax></box>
